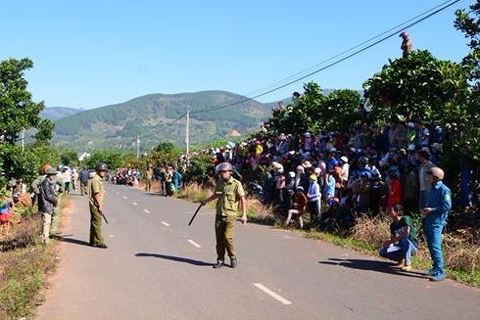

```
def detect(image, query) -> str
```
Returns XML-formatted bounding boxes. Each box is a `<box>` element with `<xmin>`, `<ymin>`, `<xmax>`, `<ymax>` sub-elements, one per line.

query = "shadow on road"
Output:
<box><xmin>319</xmin><ymin>258</ymin><xmax>426</xmax><ymax>279</ymax></box>
<box><xmin>52</xmin><ymin>235</ymin><xmax>91</xmax><ymax>247</ymax></box>
<box><xmin>135</xmin><ymin>253</ymin><xmax>214</xmax><ymax>266</ymax></box>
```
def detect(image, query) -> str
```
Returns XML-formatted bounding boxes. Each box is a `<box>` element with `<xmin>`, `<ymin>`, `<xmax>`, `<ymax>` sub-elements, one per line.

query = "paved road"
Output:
<box><xmin>36</xmin><ymin>184</ymin><xmax>480</xmax><ymax>320</ymax></box>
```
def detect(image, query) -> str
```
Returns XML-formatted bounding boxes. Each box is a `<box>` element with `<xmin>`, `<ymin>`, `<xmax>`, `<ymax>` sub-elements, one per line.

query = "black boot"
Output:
<box><xmin>230</xmin><ymin>256</ymin><xmax>238</xmax><ymax>268</ymax></box>
<box><xmin>213</xmin><ymin>260</ymin><xmax>224</xmax><ymax>268</ymax></box>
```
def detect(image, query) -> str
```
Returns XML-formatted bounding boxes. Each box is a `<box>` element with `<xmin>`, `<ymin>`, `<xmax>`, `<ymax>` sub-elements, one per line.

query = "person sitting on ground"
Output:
<box><xmin>379</xmin><ymin>204</ymin><xmax>418</xmax><ymax>271</ymax></box>
<box><xmin>285</xmin><ymin>186</ymin><xmax>308</xmax><ymax>229</ymax></box>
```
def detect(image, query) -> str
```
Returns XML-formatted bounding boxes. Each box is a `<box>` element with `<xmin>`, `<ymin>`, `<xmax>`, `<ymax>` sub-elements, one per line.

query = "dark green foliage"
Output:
<box><xmin>265</xmin><ymin>82</ymin><xmax>361</xmax><ymax>136</ymax></box>
<box><xmin>363</xmin><ymin>50</ymin><xmax>468</xmax><ymax>125</ymax></box>
<box><xmin>83</xmin><ymin>150</ymin><xmax>124</xmax><ymax>171</ymax></box>
<box><xmin>0</xmin><ymin>144</ymin><xmax>41</xmax><ymax>184</ymax></box>
<box><xmin>153</xmin><ymin>141</ymin><xmax>180</xmax><ymax>154</ymax></box>
<box><xmin>0</xmin><ymin>58</ymin><xmax>55</xmax><ymax>190</ymax></box>
<box><xmin>455</xmin><ymin>0</ymin><xmax>480</xmax><ymax>159</ymax></box>
<box><xmin>0</xmin><ymin>58</ymin><xmax>52</xmax><ymax>145</ymax></box>
<box><xmin>183</xmin><ymin>154</ymin><xmax>214</xmax><ymax>184</ymax></box>
<box><xmin>60</xmin><ymin>149</ymin><xmax>78</xmax><ymax>167</ymax></box>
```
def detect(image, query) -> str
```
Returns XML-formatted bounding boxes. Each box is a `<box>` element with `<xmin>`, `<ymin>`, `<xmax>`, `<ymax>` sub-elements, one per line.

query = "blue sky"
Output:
<box><xmin>0</xmin><ymin>0</ymin><xmax>471</xmax><ymax>109</ymax></box>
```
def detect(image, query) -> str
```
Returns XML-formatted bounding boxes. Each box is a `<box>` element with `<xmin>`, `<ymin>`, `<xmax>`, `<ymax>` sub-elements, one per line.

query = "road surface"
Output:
<box><xmin>36</xmin><ymin>184</ymin><xmax>480</xmax><ymax>320</ymax></box>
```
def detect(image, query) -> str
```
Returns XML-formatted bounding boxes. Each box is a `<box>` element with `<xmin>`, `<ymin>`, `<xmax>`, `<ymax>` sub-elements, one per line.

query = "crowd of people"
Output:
<box><xmin>200</xmin><ymin>119</ymin><xmax>454</xmax><ymax>281</ymax></box>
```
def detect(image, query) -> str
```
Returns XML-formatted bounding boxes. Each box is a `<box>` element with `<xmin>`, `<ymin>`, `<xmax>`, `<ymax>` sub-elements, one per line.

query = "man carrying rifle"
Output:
<box><xmin>89</xmin><ymin>163</ymin><xmax>108</xmax><ymax>248</ymax></box>
<box><xmin>202</xmin><ymin>162</ymin><xmax>247</xmax><ymax>269</ymax></box>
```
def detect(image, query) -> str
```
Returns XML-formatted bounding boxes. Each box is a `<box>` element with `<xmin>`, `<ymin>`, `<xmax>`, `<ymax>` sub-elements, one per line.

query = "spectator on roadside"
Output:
<box><xmin>307</xmin><ymin>174</ymin><xmax>321</xmax><ymax>227</ymax></box>
<box><xmin>379</xmin><ymin>204</ymin><xmax>418</xmax><ymax>271</ymax></box>
<box><xmin>79</xmin><ymin>167</ymin><xmax>90</xmax><ymax>196</ymax></box>
<box><xmin>417</xmin><ymin>150</ymin><xmax>434</xmax><ymax>209</ymax></box>
<box><xmin>402</xmin><ymin>164</ymin><xmax>418</xmax><ymax>212</ymax></box>
<box><xmin>165</xmin><ymin>165</ymin><xmax>174</xmax><ymax>196</ymax></box>
<box><xmin>38</xmin><ymin>168</ymin><xmax>58</xmax><ymax>244</ymax></box>
<box><xmin>387</xmin><ymin>170</ymin><xmax>402</xmax><ymax>208</ymax></box>
<box><xmin>172</xmin><ymin>166</ymin><xmax>183</xmax><ymax>193</ymax></box>
<box><xmin>285</xmin><ymin>186</ymin><xmax>308</xmax><ymax>229</ymax></box>
<box><xmin>423</xmin><ymin>167</ymin><xmax>451</xmax><ymax>281</ymax></box>
<box><xmin>145</xmin><ymin>162</ymin><xmax>154</xmax><ymax>192</ymax></box>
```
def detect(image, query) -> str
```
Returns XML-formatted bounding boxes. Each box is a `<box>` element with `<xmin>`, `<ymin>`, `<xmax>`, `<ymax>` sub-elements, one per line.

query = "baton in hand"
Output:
<box><xmin>100</xmin><ymin>210</ymin><xmax>109</xmax><ymax>224</ymax></box>
<box><xmin>188</xmin><ymin>204</ymin><xmax>203</xmax><ymax>226</ymax></box>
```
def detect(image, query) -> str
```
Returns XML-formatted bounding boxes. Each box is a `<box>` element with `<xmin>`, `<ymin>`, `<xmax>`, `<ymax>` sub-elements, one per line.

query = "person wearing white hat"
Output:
<box><xmin>340</xmin><ymin>156</ymin><xmax>350</xmax><ymax>188</ymax></box>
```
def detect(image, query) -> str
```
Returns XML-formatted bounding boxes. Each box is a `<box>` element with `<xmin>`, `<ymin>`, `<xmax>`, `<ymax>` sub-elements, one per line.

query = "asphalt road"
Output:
<box><xmin>36</xmin><ymin>184</ymin><xmax>480</xmax><ymax>320</ymax></box>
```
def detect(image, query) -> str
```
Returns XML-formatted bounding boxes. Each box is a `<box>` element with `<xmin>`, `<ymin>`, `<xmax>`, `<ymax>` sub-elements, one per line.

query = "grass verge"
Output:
<box><xmin>0</xmin><ymin>194</ymin><xmax>70</xmax><ymax>319</ymax></box>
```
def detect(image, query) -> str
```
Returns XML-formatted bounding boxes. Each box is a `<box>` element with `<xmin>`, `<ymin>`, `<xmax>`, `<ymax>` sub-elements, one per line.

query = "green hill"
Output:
<box><xmin>53</xmin><ymin>91</ymin><xmax>273</xmax><ymax>152</ymax></box>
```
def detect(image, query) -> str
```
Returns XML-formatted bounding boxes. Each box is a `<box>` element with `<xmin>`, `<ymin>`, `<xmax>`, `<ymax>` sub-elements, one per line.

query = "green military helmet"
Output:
<box><xmin>96</xmin><ymin>163</ymin><xmax>108</xmax><ymax>172</ymax></box>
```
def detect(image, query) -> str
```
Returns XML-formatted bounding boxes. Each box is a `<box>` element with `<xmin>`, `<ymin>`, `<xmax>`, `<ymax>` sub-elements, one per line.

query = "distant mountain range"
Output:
<box><xmin>41</xmin><ymin>107</ymin><xmax>83</xmax><ymax>120</ymax></box>
<box><xmin>50</xmin><ymin>91</ymin><xmax>275</xmax><ymax>152</ymax></box>
<box><xmin>47</xmin><ymin>89</ymin><xmax>351</xmax><ymax>153</ymax></box>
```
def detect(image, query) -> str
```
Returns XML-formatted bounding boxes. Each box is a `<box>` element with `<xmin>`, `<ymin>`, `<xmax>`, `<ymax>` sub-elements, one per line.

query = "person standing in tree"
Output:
<box><xmin>400</xmin><ymin>31</ymin><xmax>412</xmax><ymax>58</ymax></box>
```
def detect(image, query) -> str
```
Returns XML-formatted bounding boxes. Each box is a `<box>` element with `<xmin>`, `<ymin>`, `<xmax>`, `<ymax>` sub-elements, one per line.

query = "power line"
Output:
<box><xmin>242</xmin><ymin>0</ymin><xmax>459</xmax><ymax>98</ymax></box>
<box><xmin>138</xmin><ymin>111</ymin><xmax>187</xmax><ymax>140</ymax></box>
<box><xmin>190</xmin><ymin>0</ymin><xmax>461</xmax><ymax>115</ymax></box>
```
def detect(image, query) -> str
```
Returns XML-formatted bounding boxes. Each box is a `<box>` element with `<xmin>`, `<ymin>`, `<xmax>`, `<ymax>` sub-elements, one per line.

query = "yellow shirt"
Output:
<box><xmin>215</xmin><ymin>177</ymin><xmax>245</xmax><ymax>217</ymax></box>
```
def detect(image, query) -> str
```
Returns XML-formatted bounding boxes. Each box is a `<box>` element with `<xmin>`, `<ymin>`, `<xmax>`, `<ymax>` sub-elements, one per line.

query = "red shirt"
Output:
<box><xmin>387</xmin><ymin>178</ymin><xmax>402</xmax><ymax>207</ymax></box>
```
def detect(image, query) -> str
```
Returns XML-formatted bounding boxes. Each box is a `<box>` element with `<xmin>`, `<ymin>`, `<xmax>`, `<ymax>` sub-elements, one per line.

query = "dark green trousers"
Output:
<box><xmin>215</xmin><ymin>215</ymin><xmax>236</xmax><ymax>261</ymax></box>
<box><xmin>89</xmin><ymin>203</ymin><xmax>104</xmax><ymax>245</ymax></box>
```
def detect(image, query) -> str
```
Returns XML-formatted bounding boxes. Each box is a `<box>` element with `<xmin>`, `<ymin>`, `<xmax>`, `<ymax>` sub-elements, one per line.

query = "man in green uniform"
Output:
<box><xmin>202</xmin><ymin>162</ymin><xmax>247</xmax><ymax>269</ymax></box>
<box><xmin>145</xmin><ymin>162</ymin><xmax>154</xmax><ymax>192</ymax></box>
<box><xmin>89</xmin><ymin>163</ymin><xmax>108</xmax><ymax>248</ymax></box>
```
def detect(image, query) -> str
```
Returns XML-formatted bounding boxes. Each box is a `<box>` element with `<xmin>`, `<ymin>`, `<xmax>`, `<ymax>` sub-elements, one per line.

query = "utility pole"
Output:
<box><xmin>185</xmin><ymin>108</ymin><xmax>190</xmax><ymax>167</ymax></box>
<box><xmin>136</xmin><ymin>135</ymin><xmax>140</xmax><ymax>160</ymax></box>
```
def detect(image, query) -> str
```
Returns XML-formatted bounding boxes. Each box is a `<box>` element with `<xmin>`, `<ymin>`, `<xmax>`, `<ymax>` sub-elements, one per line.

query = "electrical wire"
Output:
<box><xmin>191</xmin><ymin>0</ymin><xmax>461</xmax><ymax>115</ymax></box>
<box><xmin>242</xmin><ymin>0</ymin><xmax>459</xmax><ymax>98</ymax></box>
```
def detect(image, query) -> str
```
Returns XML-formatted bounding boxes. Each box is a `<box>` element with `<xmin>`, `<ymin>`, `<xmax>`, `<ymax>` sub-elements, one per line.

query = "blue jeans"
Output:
<box><xmin>379</xmin><ymin>238</ymin><xmax>417</xmax><ymax>265</ymax></box>
<box><xmin>424</xmin><ymin>215</ymin><xmax>446</xmax><ymax>276</ymax></box>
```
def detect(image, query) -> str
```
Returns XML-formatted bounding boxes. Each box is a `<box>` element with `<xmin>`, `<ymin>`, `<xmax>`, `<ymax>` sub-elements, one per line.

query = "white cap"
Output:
<box><xmin>288</xmin><ymin>171</ymin><xmax>295</xmax><ymax>177</ymax></box>
<box><xmin>340</xmin><ymin>156</ymin><xmax>348</xmax><ymax>163</ymax></box>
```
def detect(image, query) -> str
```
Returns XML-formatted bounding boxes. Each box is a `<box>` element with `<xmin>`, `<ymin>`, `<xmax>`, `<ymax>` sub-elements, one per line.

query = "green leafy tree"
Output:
<box><xmin>455</xmin><ymin>1</ymin><xmax>480</xmax><ymax>158</ymax></box>
<box><xmin>321</xmin><ymin>89</ymin><xmax>362</xmax><ymax>132</ymax></box>
<box><xmin>0</xmin><ymin>58</ymin><xmax>53</xmax><ymax>144</ymax></box>
<box><xmin>84</xmin><ymin>150</ymin><xmax>124</xmax><ymax>170</ymax></box>
<box><xmin>153</xmin><ymin>141</ymin><xmax>180</xmax><ymax>154</ymax></box>
<box><xmin>363</xmin><ymin>50</ymin><xmax>468</xmax><ymax>126</ymax></box>
<box><xmin>60</xmin><ymin>149</ymin><xmax>79</xmax><ymax>167</ymax></box>
<box><xmin>265</xmin><ymin>82</ymin><xmax>325</xmax><ymax>136</ymax></box>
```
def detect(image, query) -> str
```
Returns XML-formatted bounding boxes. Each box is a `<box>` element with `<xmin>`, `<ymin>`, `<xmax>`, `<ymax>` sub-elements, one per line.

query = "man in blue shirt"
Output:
<box><xmin>423</xmin><ymin>167</ymin><xmax>451</xmax><ymax>281</ymax></box>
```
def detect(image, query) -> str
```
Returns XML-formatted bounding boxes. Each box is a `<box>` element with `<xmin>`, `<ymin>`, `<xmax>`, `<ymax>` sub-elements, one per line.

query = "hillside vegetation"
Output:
<box><xmin>53</xmin><ymin>91</ymin><xmax>272</xmax><ymax>152</ymax></box>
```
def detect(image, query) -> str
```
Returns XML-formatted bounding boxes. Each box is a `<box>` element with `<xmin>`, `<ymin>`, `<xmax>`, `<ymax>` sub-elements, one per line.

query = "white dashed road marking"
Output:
<box><xmin>132</xmin><ymin>202</ymin><xmax>138</xmax><ymax>206</ymax></box>
<box><xmin>253</xmin><ymin>283</ymin><xmax>292</xmax><ymax>305</ymax></box>
<box><xmin>144</xmin><ymin>209</ymin><xmax>150</xmax><ymax>214</ymax></box>
<box><xmin>187</xmin><ymin>239</ymin><xmax>201</xmax><ymax>248</ymax></box>
<box><xmin>161</xmin><ymin>221</ymin><xmax>170</xmax><ymax>227</ymax></box>
<box><xmin>122</xmin><ymin>196</ymin><xmax>127</xmax><ymax>199</ymax></box>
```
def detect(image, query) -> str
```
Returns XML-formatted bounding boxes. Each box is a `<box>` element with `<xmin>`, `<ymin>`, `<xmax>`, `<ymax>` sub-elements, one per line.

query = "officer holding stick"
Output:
<box><xmin>202</xmin><ymin>162</ymin><xmax>247</xmax><ymax>269</ymax></box>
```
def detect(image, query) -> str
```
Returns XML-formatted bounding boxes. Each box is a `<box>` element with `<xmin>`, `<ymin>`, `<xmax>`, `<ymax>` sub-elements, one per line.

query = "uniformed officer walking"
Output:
<box><xmin>202</xmin><ymin>162</ymin><xmax>247</xmax><ymax>268</ymax></box>
<box><xmin>422</xmin><ymin>166</ymin><xmax>451</xmax><ymax>281</ymax></box>
<box><xmin>89</xmin><ymin>163</ymin><xmax>108</xmax><ymax>248</ymax></box>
